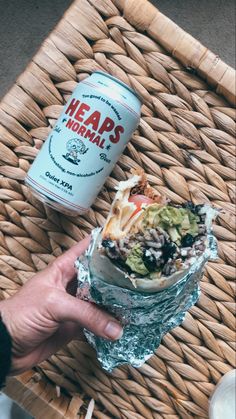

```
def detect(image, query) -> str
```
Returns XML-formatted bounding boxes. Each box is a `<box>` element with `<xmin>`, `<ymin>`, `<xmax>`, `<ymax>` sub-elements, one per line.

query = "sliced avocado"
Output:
<box><xmin>126</xmin><ymin>244</ymin><xmax>149</xmax><ymax>275</ymax></box>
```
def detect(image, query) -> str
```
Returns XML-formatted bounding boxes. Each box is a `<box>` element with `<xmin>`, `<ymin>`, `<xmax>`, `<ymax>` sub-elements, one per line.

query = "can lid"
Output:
<box><xmin>94</xmin><ymin>71</ymin><xmax>142</xmax><ymax>103</ymax></box>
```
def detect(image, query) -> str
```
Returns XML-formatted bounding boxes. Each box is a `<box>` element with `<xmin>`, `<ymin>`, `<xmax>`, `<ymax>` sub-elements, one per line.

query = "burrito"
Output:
<box><xmin>90</xmin><ymin>171</ymin><xmax>216</xmax><ymax>292</ymax></box>
<box><xmin>76</xmin><ymin>170</ymin><xmax>218</xmax><ymax>370</ymax></box>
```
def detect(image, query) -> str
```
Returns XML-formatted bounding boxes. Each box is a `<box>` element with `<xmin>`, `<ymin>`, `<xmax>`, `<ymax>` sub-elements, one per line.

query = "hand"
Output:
<box><xmin>0</xmin><ymin>237</ymin><xmax>123</xmax><ymax>375</ymax></box>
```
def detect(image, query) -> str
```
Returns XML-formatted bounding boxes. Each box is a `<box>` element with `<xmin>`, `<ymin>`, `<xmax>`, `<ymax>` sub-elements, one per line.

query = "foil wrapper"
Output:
<box><xmin>76</xmin><ymin>228</ymin><xmax>217</xmax><ymax>371</ymax></box>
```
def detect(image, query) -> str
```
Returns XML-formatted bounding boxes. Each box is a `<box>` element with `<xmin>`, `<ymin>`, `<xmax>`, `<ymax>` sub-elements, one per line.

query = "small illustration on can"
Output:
<box><xmin>62</xmin><ymin>138</ymin><xmax>88</xmax><ymax>165</ymax></box>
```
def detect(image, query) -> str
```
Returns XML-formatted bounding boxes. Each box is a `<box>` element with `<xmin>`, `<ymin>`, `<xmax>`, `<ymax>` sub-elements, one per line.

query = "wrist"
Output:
<box><xmin>0</xmin><ymin>307</ymin><xmax>12</xmax><ymax>388</ymax></box>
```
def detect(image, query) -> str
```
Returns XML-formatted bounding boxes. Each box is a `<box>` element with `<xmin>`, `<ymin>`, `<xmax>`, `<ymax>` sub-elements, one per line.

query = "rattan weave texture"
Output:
<box><xmin>0</xmin><ymin>0</ymin><xmax>235</xmax><ymax>418</ymax></box>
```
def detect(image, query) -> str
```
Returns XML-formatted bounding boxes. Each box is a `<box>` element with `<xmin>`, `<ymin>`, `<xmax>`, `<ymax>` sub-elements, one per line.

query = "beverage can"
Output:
<box><xmin>25</xmin><ymin>71</ymin><xmax>141</xmax><ymax>215</ymax></box>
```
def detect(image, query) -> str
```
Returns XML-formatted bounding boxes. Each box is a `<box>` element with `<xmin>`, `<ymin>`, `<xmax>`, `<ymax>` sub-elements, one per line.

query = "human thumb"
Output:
<box><xmin>51</xmin><ymin>291</ymin><xmax>123</xmax><ymax>340</ymax></box>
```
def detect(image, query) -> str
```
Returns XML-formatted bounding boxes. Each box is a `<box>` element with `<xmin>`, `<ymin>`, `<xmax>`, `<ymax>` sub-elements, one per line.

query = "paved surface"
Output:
<box><xmin>0</xmin><ymin>1</ymin><xmax>235</xmax><ymax>418</ymax></box>
<box><xmin>0</xmin><ymin>0</ymin><xmax>235</xmax><ymax>100</ymax></box>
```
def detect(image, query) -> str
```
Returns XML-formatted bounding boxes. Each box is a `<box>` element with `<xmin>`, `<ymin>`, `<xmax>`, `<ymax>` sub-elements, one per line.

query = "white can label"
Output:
<box><xmin>27</xmin><ymin>80</ymin><xmax>139</xmax><ymax>211</ymax></box>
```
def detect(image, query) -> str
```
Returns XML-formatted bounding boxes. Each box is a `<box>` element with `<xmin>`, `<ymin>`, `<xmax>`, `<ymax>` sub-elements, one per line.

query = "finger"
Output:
<box><xmin>53</xmin><ymin>235</ymin><xmax>90</xmax><ymax>286</ymax></box>
<box><xmin>51</xmin><ymin>293</ymin><xmax>123</xmax><ymax>341</ymax></box>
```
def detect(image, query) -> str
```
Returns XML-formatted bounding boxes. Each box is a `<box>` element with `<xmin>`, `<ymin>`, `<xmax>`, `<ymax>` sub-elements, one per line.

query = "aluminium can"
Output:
<box><xmin>25</xmin><ymin>71</ymin><xmax>141</xmax><ymax>216</ymax></box>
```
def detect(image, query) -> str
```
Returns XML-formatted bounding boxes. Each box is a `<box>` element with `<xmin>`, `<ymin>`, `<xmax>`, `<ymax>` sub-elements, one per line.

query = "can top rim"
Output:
<box><xmin>94</xmin><ymin>71</ymin><xmax>142</xmax><ymax>103</ymax></box>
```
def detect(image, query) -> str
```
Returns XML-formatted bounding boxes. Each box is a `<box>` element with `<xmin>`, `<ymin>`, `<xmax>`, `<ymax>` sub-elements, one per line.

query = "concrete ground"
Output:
<box><xmin>0</xmin><ymin>1</ymin><xmax>235</xmax><ymax>418</ymax></box>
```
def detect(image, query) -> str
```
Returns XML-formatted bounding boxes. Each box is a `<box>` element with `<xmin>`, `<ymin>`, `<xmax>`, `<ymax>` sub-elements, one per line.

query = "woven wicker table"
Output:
<box><xmin>0</xmin><ymin>0</ymin><xmax>235</xmax><ymax>417</ymax></box>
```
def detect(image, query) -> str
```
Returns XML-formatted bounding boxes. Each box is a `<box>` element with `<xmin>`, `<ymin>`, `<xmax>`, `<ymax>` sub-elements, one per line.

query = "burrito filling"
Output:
<box><xmin>100</xmin><ymin>172</ymin><xmax>209</xmax><ymax>279</ymax></box>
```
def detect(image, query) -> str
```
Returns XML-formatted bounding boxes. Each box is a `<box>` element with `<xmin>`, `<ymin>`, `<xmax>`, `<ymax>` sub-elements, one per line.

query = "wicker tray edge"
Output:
<box><xmin>119</xmin><ymin>0</ymin><xmax>235</xmax><ymax>106</ymax></box>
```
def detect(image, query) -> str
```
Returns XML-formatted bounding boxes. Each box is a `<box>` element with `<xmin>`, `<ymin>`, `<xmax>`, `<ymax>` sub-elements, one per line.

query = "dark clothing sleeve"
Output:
<box><xmin>0</xmin><ymin>316</ymin><xmax>12</xmax><ymax>389</ymax></box>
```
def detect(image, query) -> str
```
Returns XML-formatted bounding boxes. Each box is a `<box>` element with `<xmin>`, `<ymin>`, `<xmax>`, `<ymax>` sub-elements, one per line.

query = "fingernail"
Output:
<box><xmin>104</xmin><ymin>321</ymin><xmax>123</xmax><ymax>340</ymax></box>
